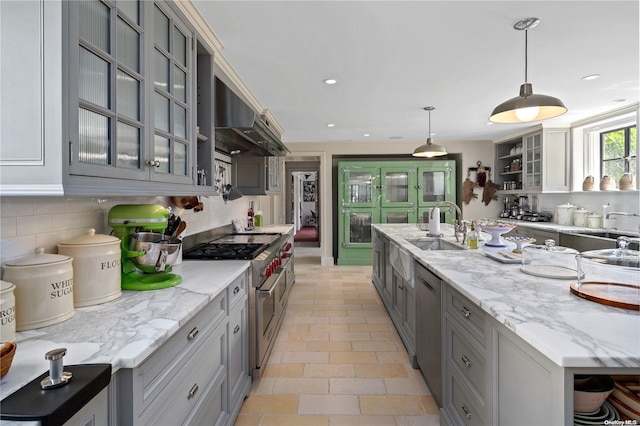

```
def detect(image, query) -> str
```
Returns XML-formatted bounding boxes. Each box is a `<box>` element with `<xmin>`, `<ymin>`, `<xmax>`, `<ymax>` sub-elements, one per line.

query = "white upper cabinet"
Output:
<box><xmin>0</xmin><ymin>0</ymin><xmax>215</xmax><ymax>196</ymax></box>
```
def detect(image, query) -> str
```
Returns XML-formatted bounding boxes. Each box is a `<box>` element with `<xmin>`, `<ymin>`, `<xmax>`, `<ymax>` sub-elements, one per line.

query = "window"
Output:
<box><xmin>600</xmin><ymin>125</ymin><xmax>637</xmax><ymax>183</ymax></box>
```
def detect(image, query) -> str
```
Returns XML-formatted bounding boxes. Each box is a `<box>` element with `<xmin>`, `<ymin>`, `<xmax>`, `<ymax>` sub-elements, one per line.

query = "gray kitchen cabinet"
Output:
<box><xmin>0</xmin><ymin>0</ymin><xmax>216</xmax><ymax>196</ymax></box>
<box><xmin>63</xmin><ymin>387</ymin><xmax>109</xmax><ymax>426</ymax></box>
<box><xmin>390</xmin><ymin>267</ymin><xmax>416</xmax><ymax>366</ymax></box>
<box><xmin>372</xmin><ymin>228</ymin><xmax>386</xmax><ymax>294</ymax></box>
<box><xmin>232</xmin><ymin>155</ymin><xmax>283</xmax><ymax>195</ymax></box>
<box><xmin>415</xmin><ymin>262</ymin><xmax>443</xmax><ymax>406</ymax></box>
<box><xmin>441</xmin><ymin>285</ymin><xmax>490</xmax><ymax>426</ymax></box>
<box><xmin>115</xmin><ymin>271</ymin><xmax>250</xmax><ymax>425</ymax></box>
<box><xmin>493</xmin><ymin>125</ymin><xmax>570</xmax><ymax>194</ymax></box>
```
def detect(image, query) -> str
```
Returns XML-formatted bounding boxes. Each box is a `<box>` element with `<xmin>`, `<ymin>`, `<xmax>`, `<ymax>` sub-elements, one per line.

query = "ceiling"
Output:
<box><xmin>191</xmin><ymin>1</ymin><xmax>639</xmax><ymax>146</ymax></box>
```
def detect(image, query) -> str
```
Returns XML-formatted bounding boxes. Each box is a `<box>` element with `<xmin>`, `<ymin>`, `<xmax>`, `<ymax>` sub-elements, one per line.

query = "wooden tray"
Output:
<box><xmin>570</xmin><ymin>281</ymin><xmax>640</xmax><ymax>311</ymax></box>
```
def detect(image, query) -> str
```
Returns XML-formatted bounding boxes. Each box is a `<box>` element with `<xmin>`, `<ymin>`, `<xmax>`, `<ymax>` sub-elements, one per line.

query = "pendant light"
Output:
<box><xmin>412</xmin><ymin>107</ymin><xmax>447</xmax><ymax>158</ymax></box>
<box><xmin>489</xmin><ymin>17</ymin><xmax>567</xmax><ymax>123</ymax></box>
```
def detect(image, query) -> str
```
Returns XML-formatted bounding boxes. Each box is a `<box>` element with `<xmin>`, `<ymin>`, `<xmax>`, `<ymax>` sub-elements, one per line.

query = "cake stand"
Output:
<box><xmin>503</xmin><ymin>236</ymin><xmax>537</xmax><ymax>254</ymax></box>
<box><xmin>480</xmin><ymin>226</ymin><xmax>515</xmax><ymax>247</ymax></box>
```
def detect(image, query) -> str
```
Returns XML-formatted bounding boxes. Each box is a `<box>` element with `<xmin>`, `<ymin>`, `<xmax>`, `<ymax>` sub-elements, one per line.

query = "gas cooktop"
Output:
<box><xmin>182</xmin><ymin>233</ymin><xmax>282</xmax><ymax>260</ymax></box>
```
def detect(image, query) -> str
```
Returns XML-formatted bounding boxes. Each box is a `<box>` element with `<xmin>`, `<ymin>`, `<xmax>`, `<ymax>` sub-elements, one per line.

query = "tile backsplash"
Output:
<box><xmin>0</xmin><ymin>194</ymin><xmax>254</xmax><ymax>267</ymax></box>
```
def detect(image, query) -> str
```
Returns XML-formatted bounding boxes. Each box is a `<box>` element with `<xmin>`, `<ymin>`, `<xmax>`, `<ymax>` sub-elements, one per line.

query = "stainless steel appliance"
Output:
<box><xmin>182</xmin><ymin>231</ymin><xmax>294</xmax><ymax>378</ymax></box>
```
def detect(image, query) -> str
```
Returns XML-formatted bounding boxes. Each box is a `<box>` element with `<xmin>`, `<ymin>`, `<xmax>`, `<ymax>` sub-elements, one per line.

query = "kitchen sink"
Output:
<box><xmin>406</xmin><ymin>238</ymin><xmax>467</xmax><ymax>251</ymax></box>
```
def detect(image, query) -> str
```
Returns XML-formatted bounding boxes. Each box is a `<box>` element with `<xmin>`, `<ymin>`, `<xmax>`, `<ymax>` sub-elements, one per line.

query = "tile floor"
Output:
<box><xmin>233</xmin><ymin>247</ymin><xmax>441</xmax><ymax>426</ymax></box>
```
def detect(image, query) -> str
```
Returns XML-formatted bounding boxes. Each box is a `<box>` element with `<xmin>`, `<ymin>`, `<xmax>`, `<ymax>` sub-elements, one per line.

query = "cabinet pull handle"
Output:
<box><xmin>233</xmin><ymin>286</ymin><xmax>240</xmax><ymax>294</ymax></box>
<box><xmin>146</xmin><ymin>160</ymin><xmax>160</xmax><ymax>167</ymax></box>
<box><xmin>187</xmin><ymin>327</ymin><xmax>199</xmax><ymax>341</ymax></box>
<box><xmin>461</xmin><ymin>355</ymin><xmax>472</xmax><ymax>368</ymax></box>
<box><xmin>187</xmin><ymin>383</ymin><xmax>199</xmax><ymax>399</ymax></box>
<box><xmin>234</xmin><ymin>325</ymin><xmax>240</xmax><ymax>334</ymax></box>
<box><xmin>461</xmin><ymin>404</ymin><xmax>471</xmax><ymax>419</ymax></box>
<box><xmin>461</xmin><ymin>307</ymin><xmax>471</xmax><ymax>318</ymax></box>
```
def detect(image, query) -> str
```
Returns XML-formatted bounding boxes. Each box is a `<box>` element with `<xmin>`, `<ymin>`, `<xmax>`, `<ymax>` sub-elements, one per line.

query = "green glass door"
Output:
<box><xmin>381</xmin><ymin>207</ymin><xmax>417</xmax><ymax>224</ymax></box>
<box><xmin>380</xmin><ymin>167</ymin><xmax>417</xmax><ymax>208</ymax></box>
<box><xmin>340</xmin><ymin>166</ymin><xmax>380</xmax><ymax>208</ymax></box>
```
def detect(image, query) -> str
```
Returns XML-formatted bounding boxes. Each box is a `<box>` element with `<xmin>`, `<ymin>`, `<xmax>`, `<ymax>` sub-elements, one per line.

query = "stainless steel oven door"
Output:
<box><xmin>255</xmin><ymin>271</ymin><xmax>285</xmax><ymax>371</ymax></box>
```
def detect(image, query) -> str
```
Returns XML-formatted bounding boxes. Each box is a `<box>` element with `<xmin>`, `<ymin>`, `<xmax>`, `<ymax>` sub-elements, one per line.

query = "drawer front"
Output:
<box><xmin>184</xmin><ymin>368</ymin><xmax>227</xmax><ymax>426</ymax></box>
<box><xmin>139</xmin><ymin>291</ymin><xmax>226</xmax><ymax>407</ymax></box>
<box><xmin>448</xmin><ymin>323</ymin><xmax>486</xmax><ymax>401</ymax></box>
<box><xmin>229</xmin><ymin>271</ymin><xmax>248</xmax><ymax>310</ymax></box>
<box><xmin>447</xmin><ymin>288</ymin><xmax>486</xmax><ymax>344</ymax></box>
<box><xmin>141</xmin><ymin>319</ymin><xmax>227</xmax><ymax>425</ymax></box>
<box><xmin>449</xmin><ymin>370</ymin><xmax>485</xmax><ymax>426</ymax></box>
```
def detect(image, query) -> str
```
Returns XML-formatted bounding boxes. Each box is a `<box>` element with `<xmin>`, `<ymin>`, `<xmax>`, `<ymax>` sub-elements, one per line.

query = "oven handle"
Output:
<box><xmin>257</xmin><ymin>274</ymin><xmax>280</xmax><ymax>298</ymax></box>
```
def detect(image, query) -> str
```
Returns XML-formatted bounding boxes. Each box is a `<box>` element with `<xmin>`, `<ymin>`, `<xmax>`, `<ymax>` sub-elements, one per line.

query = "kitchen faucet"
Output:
<box><xmin>605</xmin><ymin>211</ymin><xmax>640</xmax><ymax>219</ymax></box>
<box><xmin>432</xmin><ymin>201</ymin><xmax>466</xmax><ymax>244</ymax></box>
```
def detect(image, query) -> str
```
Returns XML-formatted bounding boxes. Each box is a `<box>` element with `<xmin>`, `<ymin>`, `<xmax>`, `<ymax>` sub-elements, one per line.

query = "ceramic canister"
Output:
<box><xmin>573</xmin><ymin>209</ymin><xmax>590</xmax><ymax>227</ymax></box>
<box><xmin>0</xmin><ymin>280</ymin><xmax>16</xmax><ymax>342</ymax></box>
<box><xmin>58</xmin><ymin>229</ymin><xmax>122</xmax><ymax>307</ymax></box>
<box><xmin>556</xmin><ymin>203</ymin><xmax>577</xmax><ymax>226</ymax></box>
<box><xmin>587</xmin><ymin>214</ymin><xmax>603</xmax><ymax>229</ymax></box>
<box><xmin>3</xmin><ymin>248</ymin><xmax>74</xmax><ymax>331</ymax></box>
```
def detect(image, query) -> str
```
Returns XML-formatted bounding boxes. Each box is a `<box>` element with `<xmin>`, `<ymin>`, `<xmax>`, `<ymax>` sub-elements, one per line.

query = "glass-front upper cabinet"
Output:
<box><xmin>524</xmin><ymin>132</ymin><xmax>542</xmax><ymax>190</ymax></box>
<box><xmin>151</xmin><ymin>3</ymin><xmax>192</xmax><ymax>184</ymax></box>
<box><xmin>342</xmin><ymin>209</ymin><xmax>379</xmax><ymax>245</ymax></box>
<box><xmin>341</xmin><ymin>166</ymin><xmax>380</xmax><ymax>208</ymax></box>
<box><xmin>380</xmin><ymin>167</ymin><xmax>417</xmax><ymax>208</ymax></box>
<box><xmin>68</xmin><ymin>0</ymin><xmax>194</xmax><ymax>185</ymax></box>
<box><xmin>69</xmin><ymin>0</ymin><xmax>147</xmax><ymax>181</ymax></box>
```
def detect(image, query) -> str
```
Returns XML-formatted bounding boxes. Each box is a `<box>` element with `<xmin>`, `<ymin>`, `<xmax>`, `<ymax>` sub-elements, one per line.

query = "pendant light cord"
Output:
<box><xmin>524</xmin><ymin>28</ymin><xmax>529</xmax><ymax>83</ymax></box>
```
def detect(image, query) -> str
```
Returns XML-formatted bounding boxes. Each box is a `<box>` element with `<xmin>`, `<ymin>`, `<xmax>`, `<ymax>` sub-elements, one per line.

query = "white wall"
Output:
<box><xmin>0</xmin><ymin>194</ymin><xmax>257</xmax><ymax>266</ymax></box>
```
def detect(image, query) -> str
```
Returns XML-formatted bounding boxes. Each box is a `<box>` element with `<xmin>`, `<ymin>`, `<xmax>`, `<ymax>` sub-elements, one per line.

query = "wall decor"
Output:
<box><xmin>303</xmin><ymin>181</ymin><xmax>316</xmax><ymax>201</ymax></box>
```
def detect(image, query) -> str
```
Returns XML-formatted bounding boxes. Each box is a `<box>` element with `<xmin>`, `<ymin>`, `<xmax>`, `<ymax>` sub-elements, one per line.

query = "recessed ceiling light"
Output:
<box><xmin>485</xmin><ymin>122</ymin><xmax>494</xmax><ymax>126</ymax></box>
<box><xmin>363</xmin><ymin>133</ymin><xmax>370</xmax><ymax>137</ymax></box>
<box><xmin>323</xmin><ymin>78</ymin><xmax>338</xmax><ymax>85</ymax></box>
<box><xmin>327</xmin><ymin>123</ymin><xmax>335</xmax><ymax>127</ymax></box>
<box><xmin>582</xmin><ymin>74</ymin><xmax>600</xmax><ymax>81</ymax></box>
<box><xmin>612</xmin><ymin>98</ymin><xmax>627</xmax><ymax>103</ymax></box>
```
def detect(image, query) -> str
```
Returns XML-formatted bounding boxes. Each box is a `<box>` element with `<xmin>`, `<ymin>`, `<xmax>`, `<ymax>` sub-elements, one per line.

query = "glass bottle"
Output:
<box><xmin>247</xmin><ymin>201</ymin><xmax>255</xmax><ymax>228</ymax></box>
<box><xmin>467</xmin><ymin>221</ymin><xmax>478</xmax><ymax>249</ymax></box>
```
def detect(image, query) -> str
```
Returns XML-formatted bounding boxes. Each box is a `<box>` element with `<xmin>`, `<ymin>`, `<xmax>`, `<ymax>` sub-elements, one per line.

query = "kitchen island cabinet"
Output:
<box><xmin>372</xmin><ymin>224</ymin><xmax>640</xmax><ymax>425</ymax></box>
<box><xmin>0</xmin><ymin>261</ymin><xmax>251</xmax><ymax>426</ymax></box>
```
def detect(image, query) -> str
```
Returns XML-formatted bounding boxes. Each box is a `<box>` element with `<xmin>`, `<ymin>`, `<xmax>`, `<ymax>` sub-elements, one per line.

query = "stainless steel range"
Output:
<box><xmin>182</xmin><ymin>231</ymin><xmax>294</xmax><ymax>378</ymax></box>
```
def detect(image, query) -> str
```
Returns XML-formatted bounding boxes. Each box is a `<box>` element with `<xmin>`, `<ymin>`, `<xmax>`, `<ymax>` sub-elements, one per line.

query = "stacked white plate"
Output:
<box><xmin>574</xmin><ymin>400</ymin><xmax>619</xmax><ymax>425</ymax></box>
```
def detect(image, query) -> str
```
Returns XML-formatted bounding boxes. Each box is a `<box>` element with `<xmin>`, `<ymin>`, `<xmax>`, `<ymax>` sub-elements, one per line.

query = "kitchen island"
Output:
<box><xmin>373</xmin><ymin>224</ymin><xmax>640</xmax><ymax>425</ymax></box>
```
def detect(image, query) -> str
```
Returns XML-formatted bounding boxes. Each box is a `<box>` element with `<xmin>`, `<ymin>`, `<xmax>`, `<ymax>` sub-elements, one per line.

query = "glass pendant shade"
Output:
<box><xmin>489</xmin><ymin>18</ymin><xmax>567</xmax><ymax>123</ymax></box>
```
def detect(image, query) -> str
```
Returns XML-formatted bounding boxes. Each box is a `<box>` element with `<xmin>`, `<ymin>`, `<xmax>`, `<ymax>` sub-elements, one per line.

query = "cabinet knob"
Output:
<box><xmin>233</xmin><ymin>286</ymin><xmax>240</xmax><ymax>294</ymax></box>
<box><xmin>234</xmin><ymin>325</ymin><xmax>240</xmax><ymax>334</ymax></box>
<box><xmin>461</xmin><ymin>355</ymin><xmax>472</xmax><ymax>368</ymax></box>
<box><xmin>146</xmin><ymin>160</ymin><xmax>160</xmax><ymax>167</ymax></box>
<box><xmin>187</xmin><ymin>327</ymin><xmax>199</xmax><ymax>341</ymax></box>
<box><xmin>187</xmin><ymin>383</ymin><xmax>199</xmax><ymax>399</ymax></box>
<box><xmin>461</xmin><ymin>405</ymin><xmax>472</xmax><ymax>419</ymax></box>
<box><xmin>461</xmin><ymin>307</ymin><xmax>471</xmax><ymax>318</ymax></box>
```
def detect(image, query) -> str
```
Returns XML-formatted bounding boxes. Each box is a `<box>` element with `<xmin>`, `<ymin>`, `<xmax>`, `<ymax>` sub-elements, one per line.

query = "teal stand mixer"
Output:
<box><xmin>108</xmin><ymin>204</ymin><xmax>182</xmax><ymax>290</ymax></box>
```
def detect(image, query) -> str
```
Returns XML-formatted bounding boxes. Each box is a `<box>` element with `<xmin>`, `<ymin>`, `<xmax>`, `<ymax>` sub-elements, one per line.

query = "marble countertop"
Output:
<box><xmin>0</xmin><ymin>260</ymin><xmax>250</xmax><ymax>400</ymax></box>
<box><xmin>374</xmin><ymin>223</ymin><xmax>640</xmax><ymax>369</ymax></box>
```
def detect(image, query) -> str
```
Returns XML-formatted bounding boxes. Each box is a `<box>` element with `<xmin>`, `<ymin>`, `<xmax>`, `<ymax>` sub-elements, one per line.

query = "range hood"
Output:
<box><xmin>215</xmin><ymin>77</ymin><xmax>289</xmax><ymax>157</ymax></box>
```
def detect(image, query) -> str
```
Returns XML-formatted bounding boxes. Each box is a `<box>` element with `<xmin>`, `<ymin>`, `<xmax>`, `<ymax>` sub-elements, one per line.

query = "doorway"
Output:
<box><xmin>286</xmin><ymin>161</ymin><xmax>320</xmax><ymax>247</ymax></box>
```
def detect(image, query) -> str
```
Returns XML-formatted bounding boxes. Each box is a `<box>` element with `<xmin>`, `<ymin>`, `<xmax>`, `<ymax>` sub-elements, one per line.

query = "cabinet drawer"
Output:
<box><xmin>229</xmin><ymin>271</ymin><xmax>248</xmax><ymax>310</ymax></box>
<box><xmin>139</xmin><ymin>291</ymin><xmax>226</xmax><ymax>408</ymax></box>
<box><xmin>449</xmin><ymin>370</ymin><xmax>485</xmax><ymax>426</ymax></box>
<box><xmin>446</xmin><ymin>288</ymin><xmax>486</xmax><ymax>344</ymax></box>
<box><xmin>141</xmin><ymin>319</ymin><xmax>227</xmax><ymax>425</ymax></box>
<box><xmin>448</xmin><ymin>321</ymin><xmax>486</xmax><ymax>402</ymax></box>
<box><xmin>184</xmin><ymin>368</ymin><xmax>227</xmax><ymax>426</ymax></box>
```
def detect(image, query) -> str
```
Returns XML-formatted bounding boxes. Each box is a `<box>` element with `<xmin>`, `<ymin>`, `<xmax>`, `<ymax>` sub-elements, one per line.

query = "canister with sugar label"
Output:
<box><xmin>0</xmin><ymin>280</ymin><xmax>16</xmax><ymax>342</ymax></box>
<box><xmin>2</xmin><ymin>248</ymin><xmax>74</xmax><ymax>331</ymax></box>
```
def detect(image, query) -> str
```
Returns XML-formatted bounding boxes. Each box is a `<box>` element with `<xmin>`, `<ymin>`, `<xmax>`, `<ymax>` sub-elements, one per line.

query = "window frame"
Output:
<box><xmin>599</xmin><ymin>124</ymin><xmax>636</xmax><ymax>181</ymax></box>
